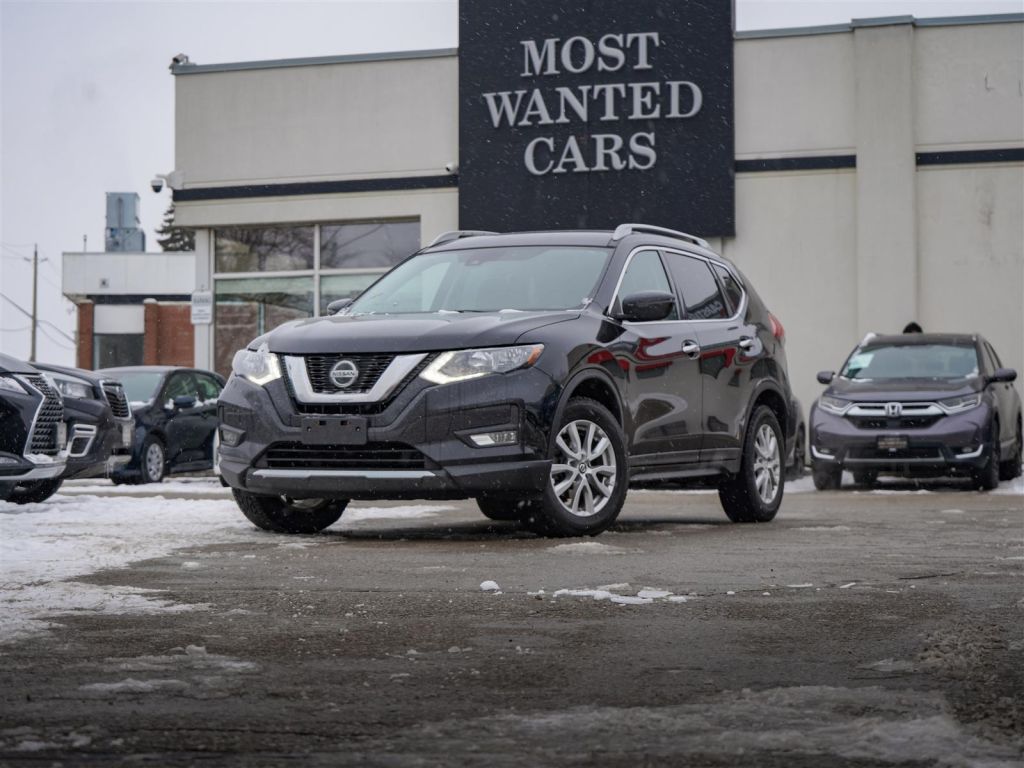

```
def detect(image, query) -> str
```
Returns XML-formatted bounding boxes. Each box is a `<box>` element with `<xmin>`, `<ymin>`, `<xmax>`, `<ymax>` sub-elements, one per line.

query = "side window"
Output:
<box><xmin>616</xmin><ymin>250</ymin><xmax>678</xmax><ymax>320</ymax></box>
<box><xmin>665</xmin><ymin>254</ymin><xmax>729</xmax><ymax>320</ymax></box>
<box><xmin>162</xmin><ymin>373</ymin><xmax>193</xmax><ymax>402</ymax></box>
<box><xmin>712</xmin><ymin>264</ymin><xmax>744</xmax><ymax>315</ymax></box>
<box><xmin>194</xmin><ymin>374</ymin><xmax>222</xmax><ymax>403</ymax></box>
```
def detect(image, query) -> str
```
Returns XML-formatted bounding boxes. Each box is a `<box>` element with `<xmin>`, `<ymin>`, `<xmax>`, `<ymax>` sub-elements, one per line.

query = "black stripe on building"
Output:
<box><xmin>916</xmin><ymin>147</ymin><xmax>1024</xmax><ymax>166</ymax></box>
<box><xmin>173</xmin><ymin>175</ymin><xmax>459</xmax><ymax>202</ymax></box>
<box><xmin>735</xmin><ymin>155</ymin><xmax>857</xmax><ymax>173</ymax></box>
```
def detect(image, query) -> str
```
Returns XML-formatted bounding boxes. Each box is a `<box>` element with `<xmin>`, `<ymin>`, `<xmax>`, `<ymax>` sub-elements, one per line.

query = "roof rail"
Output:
<box><xmin>428</xmin><ymin>230</ymin><xmax>499</xmax><ymax>247</ymax></box>
<box><xmin>611</xmin><ymin>223</ymin><xmax>710</xmax><ymax>250</ymax></box>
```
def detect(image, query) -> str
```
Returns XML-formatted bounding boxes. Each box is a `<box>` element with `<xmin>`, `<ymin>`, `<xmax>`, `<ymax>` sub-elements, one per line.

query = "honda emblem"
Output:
<box><xmin>885</xmin><ymin>402</ymin><xmax>902</xmax><ymax>417</ymax></box>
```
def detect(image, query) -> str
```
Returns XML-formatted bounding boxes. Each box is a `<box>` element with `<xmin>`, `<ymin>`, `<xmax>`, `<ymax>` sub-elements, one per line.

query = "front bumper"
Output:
<box><xmin>811</xmin><ymin>404</ymin><xmax>991</xmax><ymax>474</ymax></box>
<box><xmin>61</xmin><ymin>398</ymin><xmax>134</xmax><ymax>480</ymax></box>
<box><xmin>217</xmin><ymin>366</ymin><xmax>559</xmax><ymax>500</ymax></box>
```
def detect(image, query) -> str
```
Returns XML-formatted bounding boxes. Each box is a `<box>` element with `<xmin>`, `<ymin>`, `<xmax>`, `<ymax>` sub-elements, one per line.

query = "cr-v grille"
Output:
<box><xmin>25</xmin><ymin>375</ymin><xmax>63</xmax><ymax>455</ymax></box>
<box><xmin>102</xmin><ymin>382</ymin><xmax>130</xmax><ymax>418</ymax></box>
<box><xmin>304</xmin><ymin>354</ymin><xmax>396</xmax><ymax>393</ymax></box>
<box><xmin>259</xmin><ymin>442</ymin><xmax>428</xmax><ymax>470</ymax></box>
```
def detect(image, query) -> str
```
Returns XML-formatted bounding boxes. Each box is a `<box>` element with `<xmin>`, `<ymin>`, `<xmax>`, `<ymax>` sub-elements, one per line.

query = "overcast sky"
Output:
<box><xmin>1</xmin><ymin>0</ymin><xmax>1021</xmax><ymax>365</ymax></box>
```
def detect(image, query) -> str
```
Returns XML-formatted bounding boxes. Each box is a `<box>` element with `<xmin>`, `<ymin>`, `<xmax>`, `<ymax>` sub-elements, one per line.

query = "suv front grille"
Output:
<box><xmin>849</xmin><ymin>415</ymin><xmax>942</xmax><ymax>430</ymax></box>
<box><xmin>304</xmin><ymin>354</ymin><xmax>396</xmax><ymax>394</ymax></box>
<box><xmin>284</xmin><ymin>355</ymin><xmax>432</xmax><ymax>415</ymax></box>
<box><xmin>848</xmin><ymin>446</ymin><xmax>942</xmax><ymax>461</ymax></box>
<box><xmin>102</xmin><ymin>382</ymin><xmax>130</xmax><ymax>418</ymax></box>
<box><xmin>25</xmin><ymin>375</ymin><xmax>63</xmax><ymax>455</ymax></box>
<box><xmin>259</xmin><ymin>442</ymin><xmax>429</xmax><ymax>470</ymax></box>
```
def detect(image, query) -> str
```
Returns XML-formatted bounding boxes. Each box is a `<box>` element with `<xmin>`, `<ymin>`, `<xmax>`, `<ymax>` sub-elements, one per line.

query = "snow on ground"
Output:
<box><xmin>0</xmin><ymin>492</ymin><xmax>454</xmax><ymax>644</ymax></box>
<box><xmin>61</xmin><ymin>479</ymin><xmax>230</xmax><ymax>497</ymax></box>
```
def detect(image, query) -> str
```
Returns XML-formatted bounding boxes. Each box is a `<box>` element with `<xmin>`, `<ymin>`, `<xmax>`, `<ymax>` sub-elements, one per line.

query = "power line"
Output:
<box><xmin>0</xmin><ymin>293</ymin><xmax>76</xmax><ymax>342</ymax></box>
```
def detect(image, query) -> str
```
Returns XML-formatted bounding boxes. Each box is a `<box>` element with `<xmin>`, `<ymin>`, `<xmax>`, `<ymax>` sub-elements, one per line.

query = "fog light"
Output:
<box><xmin>470</xmin><ymin>430</ymin><xmax>518</xmax><ymax>447</ymax></box>
<box><xmin>0</xmin><ymin>456</ymin><xmax>19</xmax><ymax>466</ymax></box>
<box><xmin>220</xmin><ymin>426</ymin><xmax>245</xmax><ymax>447</ymax></box>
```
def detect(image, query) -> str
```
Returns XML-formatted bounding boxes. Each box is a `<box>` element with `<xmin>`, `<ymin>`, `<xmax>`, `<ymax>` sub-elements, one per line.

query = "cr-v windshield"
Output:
<box><xmin>348</xmin><ymin>246</ymin><xmax>612</xmax><ymax>314</ymax></box>
<box><xmin>841</xmin><ymin>343</ymin><xmax>979</xmax><ymax>380</ymax></box>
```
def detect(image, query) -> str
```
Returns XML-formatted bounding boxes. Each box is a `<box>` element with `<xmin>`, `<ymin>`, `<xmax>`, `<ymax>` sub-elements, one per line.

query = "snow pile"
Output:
<box><xmin>344</xmin><ymin>504</ymin><xmax>451</xmax><ymax>522</ymax></box>
<box><xmin>78</xmin><ymin>645</ymin><xmax>258</xmax><ymax>698</ymax></box>
<box><xmin>552</xmin><ymin>585</ymin><xmax>695</xmax><ymax>606</ymax></box>
<box><xmin>61</xmin><ymin>479</ymin><xmax>230</xmax><ymax>497</ymax></box>
<box><xmin>480</xmin><ymin>580</ymin><xmax>501</xmax><ymax>592</ymax></box>
<box><xmin>548</xmin><ymin>541</ymin><xmax>635</xmax><ymax>555</ymax></box>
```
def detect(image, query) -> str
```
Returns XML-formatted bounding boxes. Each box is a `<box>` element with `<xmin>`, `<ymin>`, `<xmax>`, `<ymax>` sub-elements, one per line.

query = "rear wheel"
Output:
<box><xmin>476</xmin><ymin>497</ymin><xmax>537</xmax><ymax>522</ymax></box>
<box><xmin>719</xmin><ymin>406</ymin><xmax>784</xmax><ymax>522</ymax></box>
<box><xmin>7</xmin><ymin>478</ymin><xmax>63</xmax><ymax>504</ymax></box>
<box><xmin>233</xmin><ymin>489</ymin><xmax>347</xmax><ymax>533</ymax></box>
<box><xmin>524</xmin><ymin>398</ymin><xmax>627</xmax><ymax>537</ymax></box>
<box><xmin>998</xmin><ymin>420</ymin><xmax>1021</xmax><ymax>481</ymax></box>
<box><xmin>812</xmin><ymin>462</ymin><xmax>842</xmax><ymax>490</ymax></box>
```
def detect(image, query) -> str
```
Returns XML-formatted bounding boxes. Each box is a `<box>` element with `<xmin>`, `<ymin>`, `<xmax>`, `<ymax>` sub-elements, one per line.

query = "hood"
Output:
<box><xmin>826</xmin><ymin>376</ymin><xmax>982</xmax><ymax>402</ymax></box>
<box><xmin>32</xmin><ymin>362</ymin><xmax>106</xmax><ymax>385</ymax></box>
<box><xmin>0</xmin><ymin>353</ymin><xmax>38</xmax><ymax>375</ymax></box>
<box><xmin>264</xmin><ymin>311</ymin><xmax>580</xmax><ymax>354</ymax></box>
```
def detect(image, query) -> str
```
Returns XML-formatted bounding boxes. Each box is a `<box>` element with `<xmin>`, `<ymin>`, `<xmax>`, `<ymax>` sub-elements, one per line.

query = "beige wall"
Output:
<box><xmin>173</xmin><ymin>20</ymin><xmax>1024</xmax><ymax>418</ymax></box>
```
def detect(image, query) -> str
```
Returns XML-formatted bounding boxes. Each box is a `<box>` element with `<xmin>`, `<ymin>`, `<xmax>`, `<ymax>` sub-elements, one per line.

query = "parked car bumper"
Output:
<box><xmin>217</xmin><ymin>368</ymin><xmax>558</xmax><ymax>500</ymax></box>
<box><xmin>62</xmin><ymin>397</ymin><xmax>134</xmax><ymax>480</ymax></box>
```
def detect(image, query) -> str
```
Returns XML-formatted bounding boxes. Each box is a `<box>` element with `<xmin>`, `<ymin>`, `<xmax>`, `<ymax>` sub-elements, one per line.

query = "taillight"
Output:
<box><xmin>769</xmin><ymin>313</ymin><xmax>785</xmax><ymax>343</ymax></box>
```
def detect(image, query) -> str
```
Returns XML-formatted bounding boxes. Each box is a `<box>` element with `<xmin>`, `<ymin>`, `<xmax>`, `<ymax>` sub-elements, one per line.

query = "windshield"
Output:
<box><xmin>104</xmin><ymin>371</ymin><xmax>164</xmax><ymax>403</ymax></box>
<box><xmin>841</xmin><ymin>343</ymin><xmax>979</xmax><ymax>381</ymax></box>
<box><xmin>348</xmin><ymin>245</ymin><xmax>612</xmax><ymax>314</ymax></box>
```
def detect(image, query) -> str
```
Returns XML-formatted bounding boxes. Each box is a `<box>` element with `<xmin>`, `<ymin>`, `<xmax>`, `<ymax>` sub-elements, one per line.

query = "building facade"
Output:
<box><xmin>170</xmin><ymin>12</ymin><xmax>1024</xmax><ymax>413</ymax></box>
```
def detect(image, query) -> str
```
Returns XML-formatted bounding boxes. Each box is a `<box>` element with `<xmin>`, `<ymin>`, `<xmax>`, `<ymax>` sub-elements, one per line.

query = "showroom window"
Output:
<box><xmin>212</xmin><ymin>219</ymin><xmax>419</xmax><ymax>376</ymax></box>
<box><xmin>93</xmin><ymin>333</ymin><xmax>144</xmax><ymax>369</ymax></box>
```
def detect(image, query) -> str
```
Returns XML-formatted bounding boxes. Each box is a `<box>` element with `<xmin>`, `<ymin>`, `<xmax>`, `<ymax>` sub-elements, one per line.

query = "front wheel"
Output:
<box><xmin>233</xmin><ymin>489</ymin><xmax>347</xmax><ymax>533</ymax></box>
<box><xmin>852</xmin><ymin>469</ymin><xmax>878</xmax><ymax>488</ymax></box>
<box><xmin>139</xmin><ymin>436</ymin><xmax>166</xmax><ymax>484</ymax></box>
<box><xmin>476</xmin><ymin>497</ymin><xmax>537</xmax><ymax>522</ymax></box>
<box><xmin>973</xmin><ymin>431</ymin><xmax>1000</xmax><ymax>491</ymax></box>
<box><xmin>719</xmin><ymin>406</ymin><xmax>784</xmax><ymax>522</ymax></box>
<box><xmin>998</xmin><ymin>421</ymin><xmax>1021</xmax><ymax>481</ymax></box>
<box><xmin>7</xmin><ymin>478</ymin><xmax>64</xmax><ymax>504</ymax></box>
<box><xmin>812</xmin><ymin>462</ymin><xmax>842</xmax><ymax>490</ymax></box>
<box><xmin>524</xmin><ymin>398</ymin><xmax>628</xmax><ymax>537</ymax></box>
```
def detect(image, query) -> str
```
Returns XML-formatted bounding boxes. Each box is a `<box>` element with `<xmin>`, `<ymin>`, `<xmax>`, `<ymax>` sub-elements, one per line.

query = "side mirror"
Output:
<box><xmin>817</xmin><ymin>370</ymin><xmax>835</xmax><ymax>385</ymax></box>
<box><xmin>173</xmin><ymin>395</ymin><xmax>197</xmax><ymax>410</ymax></box>
<box><xmin>988</xmin><ymin>367</ymin><xmax>1017</xmax><ymax>384</ymax></box>
<box><xmin>326</xmin><ymin>298</ymin><xmax>353</xmax><ymax>315</ymax></box>
<box><xmin>617</xmin><ymin>291</ymin><xmax>676</xmax><ymax>323</ymax></box>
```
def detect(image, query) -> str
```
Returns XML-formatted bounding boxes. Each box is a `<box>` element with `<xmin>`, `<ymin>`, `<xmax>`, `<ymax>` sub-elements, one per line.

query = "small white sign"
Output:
<box><xmin>191</xmin><ymin>291</ymin><xmax>213</xmax><ymax>325</ymax></box>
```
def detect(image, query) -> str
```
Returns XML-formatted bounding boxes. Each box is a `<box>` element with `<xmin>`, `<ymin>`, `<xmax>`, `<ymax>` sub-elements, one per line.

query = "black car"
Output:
<box><xmin>97</xmin><ymin>366</ymin><xmax>225</xmax><ymax>484</ymax></box>
<box><xmin>218</xmin><ymin>225</ymin><xmax>796</xmax><ymax>536</ymax></box>
<box><xmin>810</xmin><ymin>333</ymin><xmax>1022</xmax><ymax>490</ymax></box>
<box><xmin>4</xmin><ymin>363</ymin><xmax>135</xmax><ymax>503</ymax></box>
<box><xmin>0</xmin><ymin>353</ymin><xmax>66</xmax><ymax>501</ymax></box>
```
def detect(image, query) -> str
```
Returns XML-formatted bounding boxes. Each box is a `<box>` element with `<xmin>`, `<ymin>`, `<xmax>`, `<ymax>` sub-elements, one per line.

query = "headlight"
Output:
<box><xmin>420</xmin><ymin>344</ymin><xmax>544</xmax><ymax>385</ymax></box>
<box><xmin>51</xmin><ymin>373</ymin><xmax>93</xmax><ymax>399</ymax></box>
<box><xmin>937</xmin><ymin>393</ymin><xmax>981</xmax><ymax>414</ymax></box>
<box><xmin>0</xmin><ymin>376</ymin><xmax>25</xmax><ymax>394</ymax></box>
<box><xmin>818</xmin><ymin>394</ymin><xmax>852</xmax><ymax>415</ymax></box>
<box><xmin>231</xmin><ymin>343</ymin><xmax>281</xmax><ymax>386</ymax></box>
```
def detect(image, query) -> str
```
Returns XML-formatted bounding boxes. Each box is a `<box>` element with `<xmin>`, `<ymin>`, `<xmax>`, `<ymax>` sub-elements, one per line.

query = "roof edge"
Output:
<box><xmin>736</xmin><ymin>12</ymin><xmax>1023</xmax><ymax>40</ymax></box>
<box><xmin>171</xmin><ymin>47</ymin><xmax>457</xmax><ymax>76</ymax></box>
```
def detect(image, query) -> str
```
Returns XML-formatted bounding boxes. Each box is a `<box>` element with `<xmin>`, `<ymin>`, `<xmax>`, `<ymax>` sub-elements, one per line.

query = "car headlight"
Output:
<box><xmin>51</xmin><ymin>373</ymin><xmax>93</xmax><ymax>399</ymax></box>
<box><xmin>818</xmin><ymin>394</ymin><xmax>852</xmax><ymax>415</ymax></box>
<box><xmin>420</xmin><ymin>344</ymin><xmax>544</xmax><ymax>385</ymax></box>
<box><xmin>231</xmin><ymin>343</ymin><xmax>282</xmax><ymax>386</ymax></box>
<box><xmin>0</xmin><ymin>376</ymin><xmax>26</xmax><ymax>394</ymax></box>
<box><xmin>937</xmin><ymin>393</ymin><xmax>981</xmax><ymax>414</ymax></box>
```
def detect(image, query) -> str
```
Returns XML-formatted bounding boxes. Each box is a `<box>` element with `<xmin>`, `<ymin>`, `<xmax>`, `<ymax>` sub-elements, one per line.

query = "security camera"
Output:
<box><xmin>150</xmin><ymin>177</ymin><xmax>165</xmax><ymax>193</ymax></box>
<box><xmin>444</xmin><ymin>162</ymin><xmax>459</xmax><ymax>175</ymax></box>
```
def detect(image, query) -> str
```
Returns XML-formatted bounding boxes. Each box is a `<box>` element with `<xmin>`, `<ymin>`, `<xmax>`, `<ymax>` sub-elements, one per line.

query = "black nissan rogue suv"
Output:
<box><xmin>218</xmin><ymin>225</ymin><xmax>796</xmax><ymax>536</ymax></box>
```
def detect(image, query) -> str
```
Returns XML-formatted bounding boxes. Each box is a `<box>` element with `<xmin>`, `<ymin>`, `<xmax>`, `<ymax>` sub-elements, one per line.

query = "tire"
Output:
<box><xmin>812</xmin><ymin>462</ymin><xmax>842</xmax><ymax>490</ymax></box>
<box><xmin>973</xmin><ymin>428</ymin><xmax>1000</xmax><ymax>491</ymax></box>
<box><xmin>139</xmin><ymin>436</ymin><xmax>166</xmax><ymax>484</ymax></box>
<box><xmin>233</xmin><ymin>488</ymin><xmax>347</xmax><ymax>534</ymax></box>
<box><xmin>7</xmin><ymin>478</ymin><xmax>64</xmax><ymax>504</ymax></box>
<box><xmin>786</xmin><ymin>425</ymin><xmax>806</xmax><ymax>480</ymax></box>
<box><xmin>998</xmin><ymin>420</ymin><xmax>1022</xmax><ymax>481</ymax></box>
<box><xmin>523</xmin><ymin>397</ymin><xmax>628</xmax><ymax>537</ymax></box>
<box><xmin>852</xmin><ymin>469</ymin><xmax>878</xmax><ymax>488</ymax></box>
<box><xmin>476</xmin><ymin>496</ymin><xmax>537</xmax><ymax>522</ymax></box>
<box><xmin>719</xmin><ymin>405</ymin><xmax>785</xmax><ymax>522</ymax></box>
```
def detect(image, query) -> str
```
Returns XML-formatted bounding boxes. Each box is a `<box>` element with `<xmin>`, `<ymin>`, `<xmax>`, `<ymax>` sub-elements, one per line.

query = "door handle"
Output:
<box><xmin>681</xmin><ymin>340</ymin><xmax>701</xmax><ymax>358</ymax></box>
<box><xmin>738</xmin><ymin>337</ymin><xmax>754</xmax><ymax>350</ymax></box>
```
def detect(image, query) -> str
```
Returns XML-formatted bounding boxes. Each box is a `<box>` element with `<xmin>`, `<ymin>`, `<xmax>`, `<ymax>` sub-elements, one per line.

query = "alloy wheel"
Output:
<box><xmin>753</xmin><ymin>423</ymin><xmax>781</xmax><ymax>504</ymax></box>
<box><xmin>550</xmin><ymin>419</ymin><xmax>618</xmax><ymax>517</ymax></box>
<box><xmin>145</xmin><ymin>442</ymin><xmax>164</xmax><ymax>481</ymax></box>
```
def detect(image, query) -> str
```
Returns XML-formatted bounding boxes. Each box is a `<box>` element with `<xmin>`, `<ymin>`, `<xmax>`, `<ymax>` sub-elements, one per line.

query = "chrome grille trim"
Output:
<box><xmin>283</xmin><ymin>353</ymin><xmax>427</xmax><ymax>403</ymax></box>
<box><xmin>17</xmin><ymin>375</ymin><xmax>64</xmax><ymax>456</ymax></box>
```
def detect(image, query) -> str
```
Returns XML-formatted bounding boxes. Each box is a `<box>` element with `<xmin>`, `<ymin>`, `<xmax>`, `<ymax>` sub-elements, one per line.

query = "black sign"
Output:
<box><xmin>458</xmin><ymin>0</ymin><xmax>735</xmax><ymax>236</ymax></box>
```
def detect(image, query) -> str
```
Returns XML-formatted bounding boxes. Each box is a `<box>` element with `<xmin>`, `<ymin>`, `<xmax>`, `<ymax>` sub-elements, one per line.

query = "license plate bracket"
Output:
<box><xmin>300</xmin><ymin>416</ymin><xmax>368</xmax><ymax>445</ymax></box>
<box><xmin>877</xmin><ymin>435</ymin><xmax>908</xmax><ymax>452</ymax></box>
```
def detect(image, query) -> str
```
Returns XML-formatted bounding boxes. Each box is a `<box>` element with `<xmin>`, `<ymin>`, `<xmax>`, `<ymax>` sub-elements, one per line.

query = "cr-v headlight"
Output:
<box><xmin>231</xmin><ymin>343</ymin><xmax>281</xmax><ymax>386</ymax></box>
<box><xmin>937</xmin><ymin>393</ymin><xmax>981</xmax><ymax>414</ymax></box>
<box><xmin>420</xmin><ymin>344</ymin><xmax>544</xmax><ymax>385</ymax></box>
<box><xmin>818</xmin><ymin>394</ymin><xmax>852</xmax><ymax>415</ymax></box>
<box><xmin>50</xmin><ymin>372</ymin><xmax>92</xmax><ymax>399</ymax></box>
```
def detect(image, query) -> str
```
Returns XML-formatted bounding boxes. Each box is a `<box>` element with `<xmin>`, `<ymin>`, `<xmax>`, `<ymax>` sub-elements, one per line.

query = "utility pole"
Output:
<box><xmin>30</xmin><ymin>244</ymin><xmax>38</xmax><ymax>362</ymax></box>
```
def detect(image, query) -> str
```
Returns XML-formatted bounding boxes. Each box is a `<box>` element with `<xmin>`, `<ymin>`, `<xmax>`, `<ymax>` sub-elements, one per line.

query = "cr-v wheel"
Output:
<box><xmin>999</xmin><ymin>420</ymin><xmax>1022</xmax><ymax>481</ymax></box>
<box><xmin>719</xmin><ymin>405</ymin><xmax>784</xmax><ymax>522</ymax></box>
<box><xmin>973</xmin><ymin>425</ymin><xmax>1000</xmax><ymax>491</ymax></box>
<box><xmin>233</xmin><ymin>489</ymin><xmax>347</xmax><ymax>533</ymax></box>
<box><xmin>524</xmin><ymin>398</ymin><xmax>627</xmax><ymax>537</ymax></box>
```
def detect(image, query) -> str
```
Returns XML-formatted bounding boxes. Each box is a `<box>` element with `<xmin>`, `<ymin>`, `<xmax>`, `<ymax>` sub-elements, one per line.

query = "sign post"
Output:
<box><xmin>190</xmin><ymin>290</ymin><xmax>213</xmax><ymax>325</ymax></box>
